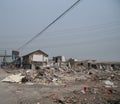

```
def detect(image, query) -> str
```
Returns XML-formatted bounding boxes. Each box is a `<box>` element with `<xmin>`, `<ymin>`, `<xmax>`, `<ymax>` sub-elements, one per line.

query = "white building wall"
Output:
<box><xmin>44</xmin><ymin>56</ymin><xmax>48</xmax><ymax>62</ymax></box>
<box><xmin>32</xmin><ymin>54</ymin><xmax>43</xmax><ymax>62</ymax></box>
<box><xmin>61</xmin><ymin>56</ymin><xmax>66</xmax><ymax>62</ymax></box>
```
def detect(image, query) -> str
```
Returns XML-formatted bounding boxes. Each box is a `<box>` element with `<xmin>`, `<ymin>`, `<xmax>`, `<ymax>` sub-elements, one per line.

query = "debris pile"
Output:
<box><xmin>50</xmin><ymin>88</ymin><xmax>120</xmax><ymax>104</ymax></box>
<box><xmin>2</xmin><ymin>63</ymin><xmax>120</xmax><ymax>86</ymax></box>
<box><xmin>1</xmin><ymin>62</ymin><xmax>120</xmax><ymax>104</ymax></box>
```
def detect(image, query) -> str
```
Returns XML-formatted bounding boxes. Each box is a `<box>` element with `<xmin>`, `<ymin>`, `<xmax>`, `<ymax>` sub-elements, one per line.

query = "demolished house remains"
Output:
<box><xmin>1</xmin><ymin>59</ymin><xmax>120</xmax><ymax>104</ymax></box>
<box><xmin>53</xmin><ymin>56</ymin><xmax>66</xmax><ymax>67</ymax></box>
<box><xmin>22</xmin><ymin>50</ymin><xmax>48</xmax><ymax>69</ymax></box>
<box><xmin>1</xmin><ymin>49</ymin><xmax>120</xmax><ymax>104</ymax></box>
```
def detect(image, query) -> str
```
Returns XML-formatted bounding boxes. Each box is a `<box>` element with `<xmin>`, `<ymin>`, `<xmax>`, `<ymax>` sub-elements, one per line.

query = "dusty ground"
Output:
<box><xmin>0</xmin><ymin>68</ymin><xmax>120</xmax><ymax>104</ymax></box>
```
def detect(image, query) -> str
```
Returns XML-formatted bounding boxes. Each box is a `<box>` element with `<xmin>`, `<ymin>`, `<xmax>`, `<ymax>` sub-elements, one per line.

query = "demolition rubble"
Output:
<box><xmin>1</xmin><ymin>59</ymin><xmax>120</xmax><ymax>104</ymax></box>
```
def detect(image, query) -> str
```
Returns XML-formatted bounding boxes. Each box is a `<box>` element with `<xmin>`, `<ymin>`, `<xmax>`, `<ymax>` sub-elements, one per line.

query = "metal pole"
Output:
<box><xmin>4</xmin><ymin>50</ymin><xmax>6</xmax><ymax>66</ymax></box>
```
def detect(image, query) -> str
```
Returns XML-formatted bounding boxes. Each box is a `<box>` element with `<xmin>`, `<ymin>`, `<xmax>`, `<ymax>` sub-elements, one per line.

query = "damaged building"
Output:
<box><xmin>22</xmin><ymin>50</ymin><xmax>48</xmax><ymax>69</ymax></box>
<box><xmin>53</xmin><ymin>56</ymin><xmax>66</xmax><ymax>67</ymax></box>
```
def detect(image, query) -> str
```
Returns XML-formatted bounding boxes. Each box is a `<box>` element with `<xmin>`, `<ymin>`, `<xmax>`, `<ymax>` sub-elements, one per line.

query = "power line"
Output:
<box><xmin>39</xmin><ymin>21</ymin><xmax>120</xmax><ymax>38</ymax></box>
<box><xmin>18</xmin><ymin>0</ymin><xmax>81</xmax><ymax>50</ymax></box>
<box><xmin>25</xmin><ymin>29</ymin><xmax>120</xmax><ymax>49</ymax></box>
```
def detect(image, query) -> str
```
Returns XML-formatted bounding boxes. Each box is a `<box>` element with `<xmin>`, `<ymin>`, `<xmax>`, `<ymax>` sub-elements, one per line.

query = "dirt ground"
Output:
<box><xmin>0</xmin><ymin>68</ymin><xmax>120</xmax><ymax>104</ymax></box>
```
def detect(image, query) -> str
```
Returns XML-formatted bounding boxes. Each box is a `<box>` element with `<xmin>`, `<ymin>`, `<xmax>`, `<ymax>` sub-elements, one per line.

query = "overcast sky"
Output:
<box><xmin>0</xmin><ymin>0</ymin><xmax>120</xmax><ymax>61</ymax></box>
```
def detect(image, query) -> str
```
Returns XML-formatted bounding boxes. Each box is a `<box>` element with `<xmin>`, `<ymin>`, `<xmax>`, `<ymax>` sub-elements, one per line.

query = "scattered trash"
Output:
<box><xmin>81</xmin><ymin>87</ymin><xmax>87</xmax><ymax>94</ymax></box>
<box><xmin>103</xmin><ymin>80</ymin><xmax>115</xmax><ymax>88</ymax></box>
<box><xmin>1</xmin><ymin>61</ymin><xmax>120</xmax><ymax>104</ymax></box>
<box><xmin>2</xmin><ymin>73</ymin><xmax>25</xmax><ymax>83</ymax></box>
<box><xmin>36</xmin><ymin>102</ymin><xmax>40</xmax><ymax>104</ymax></box>
<box><xmin>63</xmin><ymin>84</ymin><xmax>68</xmax><ymax>88</ymax></box>
<box><xmin>25</xmin><ymin>82</ymin><xmax>34</xmax><ymax>85</ymax></box>
<box><xmin>83</xmin><ymin>87</ymin><xmax>87</xmax><ymax>92</ymax></box>
<box><xmin>108</xmin><ymin>88</ymin><xmax>113</xmax><ymax>94</ymax></box>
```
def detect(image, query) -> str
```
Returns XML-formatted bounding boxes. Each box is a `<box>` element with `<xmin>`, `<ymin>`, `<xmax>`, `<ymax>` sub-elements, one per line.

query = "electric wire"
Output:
<box><xmin>21</xmin><ymin>27</ymin><xmax>120</xmax><ymax>49</ymax></box>
<box><xmin>18</xmin><ymin>0</ymin><xmax>81</xmax><ymax>50</ymax></box>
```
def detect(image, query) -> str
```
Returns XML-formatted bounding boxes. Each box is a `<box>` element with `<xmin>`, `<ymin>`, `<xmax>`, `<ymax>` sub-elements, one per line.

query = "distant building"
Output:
<box><xmin>53</xmin><ymin>56</ymin><xmax>66</xmax><ymax>63</ymax></box>
<box><xmin>12</xmin><ymin>50</ymin><xmax>19</xmax><ymax>61</ymax></box>
<box><xmin>53</xmin><ymin>56</ymin><xmax>66</xmax><ymax>67</ymax></box>
<box><xmin>22</xmin><ymin>50</ymin><xmax>48</xmax><ymax>69</ymax></box>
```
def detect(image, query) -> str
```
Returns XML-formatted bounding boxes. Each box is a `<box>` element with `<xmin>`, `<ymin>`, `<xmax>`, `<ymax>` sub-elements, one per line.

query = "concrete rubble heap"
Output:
<box><xmin>1</xmin><ymin>61</ymin><xmax>120</xmax><ymax>104</ymax></box>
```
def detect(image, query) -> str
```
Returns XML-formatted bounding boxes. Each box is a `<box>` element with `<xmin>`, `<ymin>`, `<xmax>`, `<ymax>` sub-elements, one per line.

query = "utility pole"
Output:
<box><xmin>4</xmin><ymin>50</ymin><xmax>6</xmax><ymax>66</ymax></box>
<box><xmin>3</xmin><ymin>50</ymin><xmax>7</xmax><ymax>66</ymax></box>
<box><xmin>0</xmin><ymin>50</ymin><xmax>11</xmax><ymax>68</ymax></box>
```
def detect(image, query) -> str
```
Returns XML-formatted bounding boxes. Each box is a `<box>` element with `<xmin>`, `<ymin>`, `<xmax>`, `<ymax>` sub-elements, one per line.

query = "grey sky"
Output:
<box><xmin>0</xmin><ymin>0</ymin><xmax>120</xmax><ymax>61</ymax></box>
